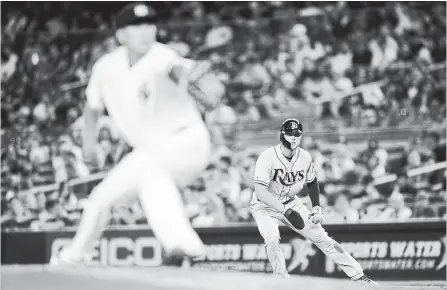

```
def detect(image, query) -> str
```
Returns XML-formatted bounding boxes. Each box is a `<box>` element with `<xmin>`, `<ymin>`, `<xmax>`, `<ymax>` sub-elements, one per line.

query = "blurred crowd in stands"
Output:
<box><xmin>1</xmin><ymin>2</ymin><xmax>446</xmax><ymax>230</ymax></box>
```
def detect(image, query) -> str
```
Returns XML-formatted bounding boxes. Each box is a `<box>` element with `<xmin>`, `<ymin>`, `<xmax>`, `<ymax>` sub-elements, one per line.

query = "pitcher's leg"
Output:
<box><xmin>119</xmin><ymin>125</ymin><xmax>210</xmax><ymax>258</ymax></box>
<box><xmin>138</xmin><ymin>167</ymin><xmax>205</xmax><ymax>257</ymax></box>
<box><xmin>57</xmin><ymin>152</ymin><xmax>141</xmax><ymax>263</ymax></box>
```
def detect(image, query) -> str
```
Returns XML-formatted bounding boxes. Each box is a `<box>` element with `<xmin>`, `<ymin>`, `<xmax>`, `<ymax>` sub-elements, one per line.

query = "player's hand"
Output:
<box><xmin>283</xmin><ymin>208</ymin><xmax>305</xmax><ymax>230</ymax></box>
<box><xmin>187</xmin><ymin>61</ymin><xmax>224</xmax><ymax>110</ymax></box>
<box><xmin>308</xmin><ymin>206</ymin><xmax>323</xmax><ymax>225</ymax></box>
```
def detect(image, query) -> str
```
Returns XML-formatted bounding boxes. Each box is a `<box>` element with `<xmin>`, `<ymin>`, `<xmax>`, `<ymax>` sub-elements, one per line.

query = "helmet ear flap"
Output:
<box><xmin>280</xmin><ymin>131</ymin><xmax>292</xmax><ymax>149</ymax></box>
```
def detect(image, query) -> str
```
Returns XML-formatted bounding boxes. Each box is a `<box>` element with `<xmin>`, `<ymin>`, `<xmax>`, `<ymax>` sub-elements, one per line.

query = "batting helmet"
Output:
<box><xmin>280</xmin><ymin>118</ymin><xmax>303</xmax><ymax>149</ymax></box>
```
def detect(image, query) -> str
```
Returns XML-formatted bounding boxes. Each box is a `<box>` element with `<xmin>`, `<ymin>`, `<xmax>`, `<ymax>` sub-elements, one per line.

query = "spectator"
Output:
<box><xmin>109</xmin><ymin>204</ymin><xmax>136</xmax><ymax>226</ymax></box>
<box><xmin>167</xmin><ymin>33</ymin><xmax>191</xmax><ymax>57</ymax></box>
<box><xmin>369</xmin><ymin>25</ymin><xmax>399</xmax><ymax>70</ymax></box>
<box><xmin>360</xmin><ymin>139</ymin><xmax>388</xmax><ymax>169</ymax></box>
<box><xmin>423</xmin><ymin>131</ymin><xmax>446</xmax><ymax>163</ymax></box>
<box><xmin>329</xmin><ymin>42</ymin><xmax>353</xmax><ymax>77</ymax></box>
<box><xmin>29</xmin><ymin>134</ymin><xmax>56</xmax><ymax>186</ymax></box>
<box><xmin>33</xmin><ymin>92</ymin><xmax>56</xmax><ymax>124</ymax></box>
<box><xmin>235</xmin><ymin>90</ymin><xmax>262</xmax><ymax>122</ymax></box>
<box><xmin>96</xmin><ymin>126</ymin><xmax>117</xmax><ymax>170</ymax></box>
<box><xmin>214</xmin><ymin>155</ymin><xmax>241</xmax><ymax>204</ymax></box>
<box><xmin>58</xmin><ymin>182</ymin><xmax>82</xmax><ymax>223</ymax></box>
<box><xmin>326</xmin><ymin>192</ymin><xmax>360</xmax><ymax>223</ymax></box>
<box><xmin>33</xmin><ymin>197</ymin><xmax>70</xmax><ymax>230</ymax></box>
<box><xmin>237</xmin><ymin>153</ymin><xmax>256</xmax><ymax>190</ymax></box>
<box><xmin>52</xmin><ymin>135</ymin><xmax>89</xmax><ymax>182</ymax></box>
<box><xmin>306</xmin><ymin>139</ymin><xmax>327</xmax><ymax>182</ymax></box>
<box><xmin>2</xmin><ymin>194</ymin><xmax>37</xmax><ymax>229</ymax></box>
<box><xmin>405</xmin><ymin>137</ymin><xmax>425</xmax><ymax>169</ymax></box>
<box><xmin>206</xmin><ymin>104</ymin><xmax>238</xmax><ymax>147</ymax></box>
<box><xmin>233</xmin><ymin>54</ymin><xmax>271</xmax><ymax>90</ymax></box>
<box><xmin>1</xmin><ymin>2</ymin><xmax>446</xmax><ymax>228</ymax></box>
<box><xmin>321</xmin><ymin>157</ymin><xmax>345</xmax><ymax>184</ymax></box>
<box><xmin>367</xmin><ymin>155</ymin><xmax>386</xmax><ymax>178</ymax></box>
<box><xmin>2</xmin><ymin>46</ymin><xmax>18</xmax><ymax>81</ymax></box>
<box><xmin>257</xmin><ymin>91</ymin><xmax>283</xmax><ymax>119</ymax></box>
<box><xmin>332</xmin><ymin>136</ymin><xmax>356</xmax><ymax>174</ymax></box>
<box><xmin>352</xmin><ymin>174</ymin><xmax>383</xmax><ymax>208</ymax></box>
<box><xmin>191</xmin><ymin>196</ymin><xmax>226</xmax><ymax>227</ymax></box>
<box><xmin>376</xmin><ymin>192</ymin><xmax>412</xmax><ymax>222</ymax></box>
<box><xmin>412</xmin><ymin>191</ymin><xmax>437</xmax><ymax>219</ymax></box>
<box><xmin>395</xmin><ymin>172</ymin><xmax>418</xmax><ymax>196</ymax></box>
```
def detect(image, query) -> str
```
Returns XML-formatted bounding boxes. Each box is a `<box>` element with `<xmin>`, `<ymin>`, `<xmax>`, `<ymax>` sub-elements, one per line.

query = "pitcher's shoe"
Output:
<box><xmin>274</xmin><ymin>272</ymin><xmax>291</xmax><ymax>278</ymax></box>
<box><xmin>49</xmin><ymin>249</ymin><xmax>85</xmax><ymax>267</ymax></box>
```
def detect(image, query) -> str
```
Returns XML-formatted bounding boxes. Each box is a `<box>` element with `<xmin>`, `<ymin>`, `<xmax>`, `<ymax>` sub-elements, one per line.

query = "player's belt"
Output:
<box><xmin>282</xmin><ymin>198</ymin><xmax>295</xmax><ymax>205</ymax></box>
<box><xmin>256</xmin><ymin>197</ymin><xmax>295</xmax><ymax>205</ymax></box>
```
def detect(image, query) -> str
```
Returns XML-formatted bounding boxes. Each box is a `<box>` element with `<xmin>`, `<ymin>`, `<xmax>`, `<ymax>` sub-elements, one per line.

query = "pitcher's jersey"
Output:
<box><xmin>253</xmin><ymin>144</ymin><xmax>316</xmax><ymax>204</ymax></box>
<box><xmin>85</xmin><ymin>42</ymin><xmax>204</xmax><ymax>148</ymax></box>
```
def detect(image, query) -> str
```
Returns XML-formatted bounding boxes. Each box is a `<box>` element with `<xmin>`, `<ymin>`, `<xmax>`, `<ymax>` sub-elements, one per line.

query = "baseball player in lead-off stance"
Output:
<box><xmin>251</xmin><ymin>118</ymin><xmax>379</xmax><ymax>286</ymax></box>
<box><xmin>51</xmin><ymin>3</ymin><xmax>224</xmax><ymax>264</ymax></box>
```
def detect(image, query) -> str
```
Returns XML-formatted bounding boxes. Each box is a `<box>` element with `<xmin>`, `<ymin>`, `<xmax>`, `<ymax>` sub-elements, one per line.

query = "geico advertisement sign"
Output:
<box><xmin>51</xmin><ymin>237</ymin><xmax>163</xmax><ymax>267</ymax></box>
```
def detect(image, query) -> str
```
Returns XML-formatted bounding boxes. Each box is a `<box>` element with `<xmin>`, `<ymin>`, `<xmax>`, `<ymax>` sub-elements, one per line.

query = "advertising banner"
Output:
<box><xmin>45</xmin><ymin>229</ymin><xmax>163</xmax><ymax>267</ymax></box>
<box><xmin>321</xmin><ymin>223</ymin><xmax>447</xmax><ymax>280</ymax></box>
<box><xmin>2</xmin><ymin>222</ymin><xmax>445</xmax><ymax>281</ymax></box>
<box><xmin>190</xmin><ymin>231</ymin><xmax>321</xmax><ymax>276</ymax></box>
<box><xmin>186</xmin><ymin>222</ymin><xmax>447</xmax><ymax>280</ymax></box>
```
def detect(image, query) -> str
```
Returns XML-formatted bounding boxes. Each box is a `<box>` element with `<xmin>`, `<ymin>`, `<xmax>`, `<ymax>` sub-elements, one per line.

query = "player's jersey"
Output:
<box><xmin>252</xmin><ymin>144</ymin><xmax>316</xmax><ymax>204</ymax></box>
<box><xmin>85</xmin><ymin>42</ymin><xmax>204</xmax><ymax>148</ymax></box>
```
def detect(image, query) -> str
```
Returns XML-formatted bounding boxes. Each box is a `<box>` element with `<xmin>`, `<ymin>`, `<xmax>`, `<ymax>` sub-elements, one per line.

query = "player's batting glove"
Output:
<box><xmin>308</xmin><ymin>206</ymin><xmax>323</xmax><ymax>225</ymax></box>
<box><xmin>283</xmin><ymin>208</ymin><xmax>305</xmax><ymax>230</ymax></box>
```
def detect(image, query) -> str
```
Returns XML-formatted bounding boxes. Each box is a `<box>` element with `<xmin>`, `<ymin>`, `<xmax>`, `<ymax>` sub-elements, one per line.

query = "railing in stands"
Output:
<box><xmin>25</xmin><ymin>161</ymin><xmax>446</xmax><ymax>196</ymax></box>
<box><xmin>373</xmin><ymin>161</ymin><xmax>447</xmax><ymax>186</ymax></box>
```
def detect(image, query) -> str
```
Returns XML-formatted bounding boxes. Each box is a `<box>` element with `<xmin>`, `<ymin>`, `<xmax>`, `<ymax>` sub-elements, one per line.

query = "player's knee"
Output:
<box><xmin>264</xmin><ymin>236</ymin><xmax>280</xmax><ymax>248</ymax></box>
<box><xmin>88</xmin><ymin>186</ymin><xmax>115</xmax><ymax>211</ymax></box>
<box><xmin>332</xmin><ymin>240</ymin><xmax>345</xmax><ymax>254</ymax></box>
<box><xmin>310</xmin><ymin>227</ymin><xmax>329</xmax><ymax>243</ymax></box>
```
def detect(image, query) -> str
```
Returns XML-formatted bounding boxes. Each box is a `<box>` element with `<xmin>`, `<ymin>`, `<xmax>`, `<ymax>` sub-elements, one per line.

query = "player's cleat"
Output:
<box><xmin>168</xmin><ymin>246</ymin><xmax>205</xmax><ymax>260</ymax></box>
<box><xmin>274</xmin><ymin>272</ymin><xmax>291</xmax><ymax>278</ymax></box>
<box><xmin>166</xmin><ymin>246</ymin><xmax>206</xmax><ymax>268</ymax></box>
<box><xmin>354</xmin><ymin>275</ymin><xmax>380</xmax><ymax>287</ymax></box>
<box><xmin>49</xmin><ymin>249</ymin><xmax>85</xmax><ymax>267</ymax></box>
<box><xmin>181</xmin><ymin>256</ymin><xmax>192</xmax><ymax>269</ymax></box>
<box><xmin>49</xmin><ymin>254</ymin><xmax>77</xmax><ymax>267</ymax></box>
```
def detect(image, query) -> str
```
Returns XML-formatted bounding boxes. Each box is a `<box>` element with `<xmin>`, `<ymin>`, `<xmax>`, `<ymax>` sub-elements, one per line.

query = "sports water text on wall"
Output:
<box><xmin>192</xmin><ymin>238</ymin><xmax>317</xmax><ymax>273</ymax></box>
<box><xmin>325</xmin><ymin>239</ymin><xmax>445</xmax><ymax>273</ymax></box>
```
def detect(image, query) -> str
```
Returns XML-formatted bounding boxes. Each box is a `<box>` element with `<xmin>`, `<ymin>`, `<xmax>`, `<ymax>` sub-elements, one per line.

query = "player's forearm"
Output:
<box><xmin>82</xmin><ymin>103</ymin><xmax>100</xmax><ymax>161</ymax></box>
<box><xmin>187</xmin><ymin>81</ymin><xmax>222</xmax><ymax>110</ymax></box>
<box><xmin>307</xmin><ymin>178</ymin><xmax>320</xmax><ymax>207</ymax></box>
<box><xmin>254</xmin><ymin>184</ymin><xmax>286</xmax><ymax>213</ymax></box>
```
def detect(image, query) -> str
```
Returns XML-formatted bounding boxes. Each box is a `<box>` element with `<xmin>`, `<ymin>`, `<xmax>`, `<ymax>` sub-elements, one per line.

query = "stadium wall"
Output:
<box><xmin>2</xmin><ymin>221</ymin><xmax>445</xmax><ymax>281</ymax></box>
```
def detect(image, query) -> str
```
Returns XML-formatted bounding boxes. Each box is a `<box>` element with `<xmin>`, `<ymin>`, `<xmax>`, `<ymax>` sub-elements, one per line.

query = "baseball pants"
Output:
<box><xmin>61</xmin><ymin>123</ymin><xmax>211</xmax><ymax>261</ymax></box>
<box><xmin>250</xmin><ymin>197</ymin><xmax>364</xmax><ymax>279</ymax></box>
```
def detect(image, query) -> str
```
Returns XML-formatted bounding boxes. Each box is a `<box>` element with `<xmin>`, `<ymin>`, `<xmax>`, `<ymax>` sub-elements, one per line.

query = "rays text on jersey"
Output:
<box><xmin>272</xmin><ymin>169</ymin><xmax>304</xmax><ymax>186</ymax></box>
